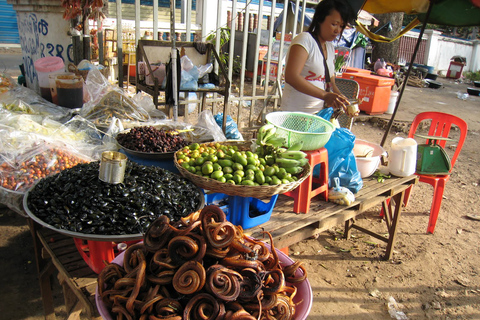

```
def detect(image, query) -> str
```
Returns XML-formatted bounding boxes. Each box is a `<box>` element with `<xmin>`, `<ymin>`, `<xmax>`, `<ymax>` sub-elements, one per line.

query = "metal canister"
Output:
<box><xmin>98</xmin><ymin>151</ymin><xmax>127</xmax><ymax>184</ymax></box>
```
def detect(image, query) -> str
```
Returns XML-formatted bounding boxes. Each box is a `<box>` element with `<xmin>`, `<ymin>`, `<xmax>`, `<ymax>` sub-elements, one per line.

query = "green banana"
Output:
<box><xmin>296</xmin><ymin>158</ymin><xmax>309</xmax><ymax>166</ymax></box>
<box><xmin>262</xmin><ymin>126</ymin><xmax>277</xmax><ymax>143</ymax></box>
<box><xmin>279</xmin><ymin>150</ymin><xmax>307</xmax><ymax>160</ymax></box>
<box><xmin>285</xmin><ymin>166</ymin><xmax>304</xmax><ymax>175</ymax></box>
<box><xmin>257</xmin><ymin>124</ymin><xmax>275</xmax><ymax>143</ymax></box>
<box><xmin>265</xmin><ymin>136</ymin><xmax>285</xmax><ymax>147</ymax></box>
<box><xmin>287</xmin><ymin>141</ymin><xmax>304</xmax><ymax>151</ymax></box>
<box><xmin>275</xmin><ymin>158</ymin><xmax>301</xmax><ymax>168</ymax></box>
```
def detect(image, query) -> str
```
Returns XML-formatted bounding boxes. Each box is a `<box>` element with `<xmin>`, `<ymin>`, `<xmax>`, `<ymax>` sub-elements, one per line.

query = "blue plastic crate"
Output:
<box><xmin>205</xmin><ymin>192</ymin><xmax>278</xmax><ymax>229</ymax></box>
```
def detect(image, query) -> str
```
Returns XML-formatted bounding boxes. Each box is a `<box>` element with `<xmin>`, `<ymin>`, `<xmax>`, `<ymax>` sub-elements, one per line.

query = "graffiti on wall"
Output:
<box><xmin>17</xmin><ymin>12</ymin><xmax>72</xmax><ymax>89</ymax></box>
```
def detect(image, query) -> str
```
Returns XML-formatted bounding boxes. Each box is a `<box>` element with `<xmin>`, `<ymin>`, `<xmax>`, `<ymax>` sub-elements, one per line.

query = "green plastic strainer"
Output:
<box><xmin>266</xmin><ymin>112</ymin><xmax>335</xmax><ymax>150</ymax></box>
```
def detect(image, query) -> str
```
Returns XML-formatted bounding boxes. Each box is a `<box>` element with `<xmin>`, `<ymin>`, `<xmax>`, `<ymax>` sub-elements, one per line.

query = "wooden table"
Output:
<box><xmin>248</xmin><ymin>174</ymin><xmax>418</xmax><ymax>260</ymax></box>
<box><xmin>28</xmin><ymin>174</ymin><xmax>417</xmax><ymax>319</ymax></box>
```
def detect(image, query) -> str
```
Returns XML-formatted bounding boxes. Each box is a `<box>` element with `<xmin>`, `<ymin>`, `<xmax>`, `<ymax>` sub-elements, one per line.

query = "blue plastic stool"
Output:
<box><xmin>205</xmin><ymin>192</ymin><xmax>278</xmax><ymax>229</ymax></box>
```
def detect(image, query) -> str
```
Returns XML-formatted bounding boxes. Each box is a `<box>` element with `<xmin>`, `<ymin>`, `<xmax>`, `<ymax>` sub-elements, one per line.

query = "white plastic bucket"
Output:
<box><xmin>388</xmin><ymin>137</ymin><xmax>417</xmax><ymax>177</ymax></box>
<box><xmin>386</xmin><ymin>91</ymin><xmax>399</xmax><ymax>115</ymax></box>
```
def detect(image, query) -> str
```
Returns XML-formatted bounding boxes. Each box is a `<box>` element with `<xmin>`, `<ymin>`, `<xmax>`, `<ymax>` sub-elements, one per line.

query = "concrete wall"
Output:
<box><xmin>406</xmin><ymin>29</ymin><xmax>480</xmax><ymax>75</ymax></box>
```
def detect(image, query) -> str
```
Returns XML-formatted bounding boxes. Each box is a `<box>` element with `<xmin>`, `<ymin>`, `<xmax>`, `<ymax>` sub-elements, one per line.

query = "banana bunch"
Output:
<box><xmin>275</xmin><ymin>141</ymin><xmax>308</xmax><ymax>175</ymax></box>
<box><xmin>256</xmin><ymin>124</ymin><xmax>285</xmax><ymax>147</ymax></box>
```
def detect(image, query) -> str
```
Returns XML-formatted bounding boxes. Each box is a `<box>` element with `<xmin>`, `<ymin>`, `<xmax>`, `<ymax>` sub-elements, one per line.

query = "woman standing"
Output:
<box><xmin>281</xmin><ymin>0</ymin><xmax>356</xmax><ymax>114</ymax></box>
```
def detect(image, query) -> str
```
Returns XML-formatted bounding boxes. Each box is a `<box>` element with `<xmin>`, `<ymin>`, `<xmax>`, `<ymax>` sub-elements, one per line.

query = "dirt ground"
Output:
<box><xmin>1</xmin><ymin>70</ymin><xmax>480</xmax><ymax>320</ymax></box>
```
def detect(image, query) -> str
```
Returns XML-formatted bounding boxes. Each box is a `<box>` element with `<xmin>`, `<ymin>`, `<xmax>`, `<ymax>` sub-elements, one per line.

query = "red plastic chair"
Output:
<box><xmin>406</xmin><ymin>112</ymin><xmax>468</xmax><ymax>233</ymax></box>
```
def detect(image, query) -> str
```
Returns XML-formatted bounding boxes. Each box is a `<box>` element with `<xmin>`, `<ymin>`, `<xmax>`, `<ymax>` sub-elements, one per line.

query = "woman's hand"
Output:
<box><xmin>323</xmin><ymin>92</ymin><xmax>350</xmax><ymax>112</ymax></box>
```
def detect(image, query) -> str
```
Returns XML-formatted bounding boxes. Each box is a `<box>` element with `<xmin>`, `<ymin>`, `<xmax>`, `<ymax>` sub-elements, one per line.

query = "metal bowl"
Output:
<box><xmin>425</xmin><ymin>79</ymin><xmax>442</xmax><ymax>89</ymax></box>
<box><xmin>23</xmin><ymin>181</ymin><xmax>205</xmax><ymax>241</ymax></box>
<box><xmin>116</xmin><ymin>124</ymin><xmax>214</xmax><ymax>160</ymax></box>
<box><xmin>467</xmin><ymin>87</ymin><xmax>480</xmax><ymax>96</ymax></box>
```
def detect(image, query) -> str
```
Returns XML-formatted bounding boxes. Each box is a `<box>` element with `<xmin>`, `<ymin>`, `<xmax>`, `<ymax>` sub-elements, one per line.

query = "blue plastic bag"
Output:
<box><xmin>316</xmin><ymin>107</ymin><xmax>334</xmax><ymax>121</ymax></box>
<box><xmin>214</xmin><ymin>113</ymin><xmax>243</xmax><ymax>140</ymax></box>
<box><xmin>313</xmin><ymin>127</ymin><xmax>363</xmax><ymax>194</ymax></box>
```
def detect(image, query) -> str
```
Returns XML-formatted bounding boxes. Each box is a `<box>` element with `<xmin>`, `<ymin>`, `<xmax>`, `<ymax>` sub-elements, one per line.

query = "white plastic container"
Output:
<box><xmin>354</xmin><ymin>139</ymin><xmax>386</xmax><ymax>178</ymax></box>
<box><xmin>34</xmin><ymin>56</ymin><xmax>65</xmax><ymax>102</ymax></box>
<box><xmin>388</xmin><ymin>137</ymin><xmax>417</xmax><ymax>177</ymax></box>
<box><xmin>386</xmin><ymin>91</ymin><xmax>399</xmax><ymax>115</ymax></box>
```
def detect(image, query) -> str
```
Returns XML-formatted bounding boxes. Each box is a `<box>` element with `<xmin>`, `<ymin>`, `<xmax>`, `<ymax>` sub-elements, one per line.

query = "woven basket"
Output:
<box><xmin>174</xmin><ymin>141</ymin><xmax>310</xmax><ymax>198</ymax></box>
<box><xmin>68</xmin><ymin>63</ymin><xmax>109</xmax><ymax>81</ymax></box>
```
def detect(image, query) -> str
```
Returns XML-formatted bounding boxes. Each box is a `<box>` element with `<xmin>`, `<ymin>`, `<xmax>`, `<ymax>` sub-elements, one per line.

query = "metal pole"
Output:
<box><xmin>116</xmin><ymin>0</ymin><xmax>123</xmax><ymax>88</ymax></box>
<box><xmin>171</xmin><ymin>0</ymin><xmax>178</xmax><ymax>121</ymax></box>
<box><xmin>380</xmin><ymin>0</ymin><xmax>434</xmax><ymax>147</ymax></box>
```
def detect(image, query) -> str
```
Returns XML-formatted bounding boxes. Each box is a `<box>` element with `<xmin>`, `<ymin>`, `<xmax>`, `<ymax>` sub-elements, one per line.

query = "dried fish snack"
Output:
<box><xmin>81</xmin><ymin>91</ymin><xmax>151</xmax><ymax>129</ymax></box>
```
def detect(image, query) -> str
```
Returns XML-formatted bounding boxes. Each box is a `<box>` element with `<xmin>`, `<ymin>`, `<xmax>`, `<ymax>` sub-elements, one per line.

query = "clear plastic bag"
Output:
<box><xmin>0</xmin><ymin>141</ymin><xmax>93</xmax><ymax>215</ymax></box>
<box><xmin>196</xmin><ymin>110</ymin><xmax>227</xmax><ymax>142</ymax></box>
<box><xmin>0</xmin><ymin>72</ymin><xmax>17</xmax><ymax>95</ymax></box>
<box><xmin>0</xmin><ymin>85</ymin><xmax>72</xmax><ymax>122</ymax></box>
<box><xmin>81</xmin><ymin>89</ymin><xmax>151</xmax><ymax>131</ymax></box>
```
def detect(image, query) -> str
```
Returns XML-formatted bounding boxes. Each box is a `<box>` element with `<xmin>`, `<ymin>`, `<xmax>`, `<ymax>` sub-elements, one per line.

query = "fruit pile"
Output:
<box><xmin>176</xmin><ymin>124</ymin><xmax>309</xmax><ymax>186</ymax></box>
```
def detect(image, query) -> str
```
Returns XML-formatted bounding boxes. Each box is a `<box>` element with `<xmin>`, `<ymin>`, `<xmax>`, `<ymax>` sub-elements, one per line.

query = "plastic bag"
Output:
<box><xmin>196</xmin><ymin>110</ymin><xmax>227</xmax><ymax>142</ymax></box>
<box><xmin>0</xmin><ymin>72</ymin><xmax>17</xmax><ymax>94</ymax></box>
<box><xmin>316</xmin><ymin>107</ymin><xmax>334</xmax><ymax>121</ymax></box>
<box><xmin>180</xmin><ymin>67</ymin><xmax>199</xmax><ymax>91</ymax></box>
<box><xmin>213</xmin><ymin>113</ymin><xmax>244</xmax><ymax>141</ymax></box>
<box><xmin>0</xmin><ymin>85</ymin><xmax>72</xmax><ymax>122</ymax></box>
<box><xmin>313</xmin><ymin>127</ymin><xmax>363</xmax><ymax>193</ymax></box>
<box><xmin>0</xmin><ymin>141</ymin><xmax>93</xmax><ymax>215</ymax></box>
<box><xmin>80</xmin><ymin>89</ymin><xmax>151</xmax><ymax>131</ymax></box>
<box><xmin>198</xmin><ymin>63</ymin><xmax>213</xmax><ymax>79</ymax></box>
<box><xmin>181</xmin><ymin>55</ymin><xmax>194</xmax><ymax>71</ymax></box>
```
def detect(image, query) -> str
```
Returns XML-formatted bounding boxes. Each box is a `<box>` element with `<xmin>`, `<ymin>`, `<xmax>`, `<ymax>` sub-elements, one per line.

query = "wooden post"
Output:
<box><xmin>97</xmin><ymin>31</ymin><xmax>104</xmax><ymax>65</ymax></box>
<box><xmin>83</xmin><ymin>35</ymin><xmax>92</xmax><ymax>61</ymax></box>
<box><xmin>72</xmin><ymin>35</ymin><xmax>83</xmax><ymax>65</ymax></box>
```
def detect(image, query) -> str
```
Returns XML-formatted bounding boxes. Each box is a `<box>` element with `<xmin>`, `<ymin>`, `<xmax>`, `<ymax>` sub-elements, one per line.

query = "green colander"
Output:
<box><xmin>266</xmin><ymin>112</ymin><xmax>335</xmax><ymax>150</ymax></box>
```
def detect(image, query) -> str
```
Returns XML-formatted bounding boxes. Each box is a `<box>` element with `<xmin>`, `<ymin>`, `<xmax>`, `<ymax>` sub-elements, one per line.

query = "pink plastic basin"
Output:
<box><xmin>96</xmin><ymin>242</ymin><xmax>313</xmax><ymax>320</ymax></box>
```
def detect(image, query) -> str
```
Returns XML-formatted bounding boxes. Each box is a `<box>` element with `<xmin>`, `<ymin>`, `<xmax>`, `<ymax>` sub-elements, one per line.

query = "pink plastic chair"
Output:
<box><xmin>406</xmin><ymin>112</ymin><xmax>468</xmax><ymax>233</ymax></box>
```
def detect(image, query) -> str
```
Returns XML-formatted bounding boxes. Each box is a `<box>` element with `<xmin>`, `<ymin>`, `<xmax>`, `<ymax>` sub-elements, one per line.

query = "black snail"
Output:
<box><xmin>27</xmin><ymin>161</ymin><xmax>203</xmax><ymax>235</ymax></box>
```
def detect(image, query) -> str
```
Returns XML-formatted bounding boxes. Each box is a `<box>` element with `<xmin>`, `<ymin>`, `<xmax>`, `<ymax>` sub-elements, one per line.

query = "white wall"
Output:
<box><xmin>412</xmin><ymin>29</ymin><xmax>479</xmax><ymax>75</ymax></box>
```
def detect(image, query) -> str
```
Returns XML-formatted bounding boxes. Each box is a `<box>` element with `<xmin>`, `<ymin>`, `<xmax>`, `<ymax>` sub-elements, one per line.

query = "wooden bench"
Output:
<box><xmin>28</xmin><ymin>219</ymin><xmax>101</xmax><ymax>320</ymax></box>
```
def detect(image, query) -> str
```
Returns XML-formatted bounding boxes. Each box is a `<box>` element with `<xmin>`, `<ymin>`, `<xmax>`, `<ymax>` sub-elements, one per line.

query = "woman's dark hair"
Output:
<box><xmin>308</xmin><ymin>0</ymin><xmax>356</xmax><ymax>35</ymax></box>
